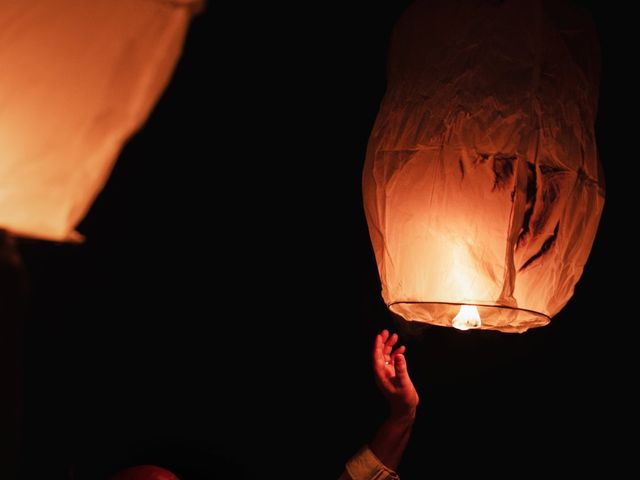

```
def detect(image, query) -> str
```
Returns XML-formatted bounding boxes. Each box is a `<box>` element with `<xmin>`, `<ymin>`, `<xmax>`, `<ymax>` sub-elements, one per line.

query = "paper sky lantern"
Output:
<box><xmin>0</xmin><ymin>0</ymin><xmax>202</xmax><ymax>242</ymax></box>
<box><xmin>363</xmin><ymin>0</ymin><xmax>604</xmax><ymax>333</ymax></box>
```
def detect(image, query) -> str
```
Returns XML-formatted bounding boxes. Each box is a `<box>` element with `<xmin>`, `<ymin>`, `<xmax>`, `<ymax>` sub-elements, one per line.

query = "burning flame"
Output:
<box><xmin>452</xmin><ymin>305</ymin><xmax>481</xmax><ymax>330</ymax></box>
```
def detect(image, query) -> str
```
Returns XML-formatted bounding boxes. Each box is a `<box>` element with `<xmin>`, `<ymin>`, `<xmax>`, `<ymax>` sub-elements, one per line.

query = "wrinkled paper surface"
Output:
<box><xmin>363</xmin><ymin>0</ymin><xmax>604</xmax><ymax>332</ymax></box>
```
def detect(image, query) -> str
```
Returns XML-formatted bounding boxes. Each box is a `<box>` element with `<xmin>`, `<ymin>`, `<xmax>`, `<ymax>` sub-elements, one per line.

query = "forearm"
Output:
<box><xmin>369</xmin><ymin>410</ymin><xmax>416</xmax><ymax>471</ymax></box>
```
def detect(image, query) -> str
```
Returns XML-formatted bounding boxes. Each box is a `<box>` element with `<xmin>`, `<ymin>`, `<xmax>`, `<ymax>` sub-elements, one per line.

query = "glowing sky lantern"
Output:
<box><xmin>363</xmin><ymin>0</ymin><xmax>604</xmax><ymax>333</ymax></box>
<box><xmin>0</xmin><ymin>0</ymin><xmax>203</xmax><ymax>241</ymax></box>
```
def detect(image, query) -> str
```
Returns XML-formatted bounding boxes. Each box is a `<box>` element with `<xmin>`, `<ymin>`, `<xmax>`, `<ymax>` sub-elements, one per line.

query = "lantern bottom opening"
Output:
<box><xmin>388</xmin><ymin>301</ymin><xmax>550</xmax><ymax>333</ymax></box>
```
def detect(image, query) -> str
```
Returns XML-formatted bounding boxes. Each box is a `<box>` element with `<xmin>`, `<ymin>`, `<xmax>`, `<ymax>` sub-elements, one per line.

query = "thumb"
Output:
<box><xmin>393</xmin><ymin>353</ymin><xmax>411</xmax><ymax>387</ymax></box>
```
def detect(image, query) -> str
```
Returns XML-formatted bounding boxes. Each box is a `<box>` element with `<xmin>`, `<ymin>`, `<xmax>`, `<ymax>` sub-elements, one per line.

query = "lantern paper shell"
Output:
<box><xmin>0</xmin><ymin>0</ymin><xmax>202</xmax><ymax>242</ymax></box>
<box><xmin>363</xmin><ymin>0</ymin><xmax>604</xmax><ymax>333</ymax></box>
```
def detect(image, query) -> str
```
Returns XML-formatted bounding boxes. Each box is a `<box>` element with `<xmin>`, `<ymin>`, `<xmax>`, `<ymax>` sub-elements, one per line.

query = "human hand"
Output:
<box><xmin>372</xmin><ymin>330</ymin><xmax>419</xmax><ymax>420</ymax></box>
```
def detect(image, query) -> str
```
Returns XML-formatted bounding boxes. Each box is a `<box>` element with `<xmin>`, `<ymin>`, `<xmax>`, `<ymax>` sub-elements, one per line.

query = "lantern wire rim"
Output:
<box><xmin>387</xmin><ymin>300</ymin><xmax>551</xmax><ymax>321</ymax></box>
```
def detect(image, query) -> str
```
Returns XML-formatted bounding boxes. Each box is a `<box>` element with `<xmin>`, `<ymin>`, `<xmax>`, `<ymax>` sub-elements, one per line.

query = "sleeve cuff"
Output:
<box><xmin>345</xmin><ymin>445</ymin><xmax>400</xmax><ymax>480</ymax></box>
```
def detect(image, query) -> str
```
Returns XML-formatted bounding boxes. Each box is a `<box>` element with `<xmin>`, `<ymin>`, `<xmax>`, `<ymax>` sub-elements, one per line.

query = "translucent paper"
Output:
<box><xmin>0</xmin><ymin>0</ymin><xmax>202</xmax><ymax>241</ymax></box>
<box><xmin>363</xmin><ymin>0</ymin><xmax>604</xmax><ymax>332</ymax></box>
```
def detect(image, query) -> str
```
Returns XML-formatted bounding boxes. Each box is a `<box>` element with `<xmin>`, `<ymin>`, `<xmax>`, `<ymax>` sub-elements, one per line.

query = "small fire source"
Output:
<box><xmin>452</xmin><ymin>305</ymin><xmax>482</xmax><ymax>331</ymax></box>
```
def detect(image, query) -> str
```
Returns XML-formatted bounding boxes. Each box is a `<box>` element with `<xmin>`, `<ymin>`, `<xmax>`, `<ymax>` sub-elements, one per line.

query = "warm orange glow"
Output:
<box><xmin>363</xmin><ymin>0</ymin><xmax>603</xmax><ymax>333</ymax></box>
<box><xmin>452</xmin><ymin>305</ymin><xmax>481</xmax><ymax>331</ymax></box>
<box><xmin>0</xmin><ymin>0</ymin><xmax>202</xmax><ymax>241</ymax></box>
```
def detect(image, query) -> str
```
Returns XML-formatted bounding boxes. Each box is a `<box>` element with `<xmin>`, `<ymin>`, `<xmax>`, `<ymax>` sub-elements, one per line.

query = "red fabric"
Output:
<box><xmin>110</xmin><ymin>465</ymin><xmax>179</xmax><ymax>480</ymax></box>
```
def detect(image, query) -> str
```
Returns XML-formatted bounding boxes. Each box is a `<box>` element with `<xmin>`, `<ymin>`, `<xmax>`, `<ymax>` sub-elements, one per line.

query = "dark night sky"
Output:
<box><xmin>15</xmin><ymin>1</ymin><xmax>637</xmax><ymax>479</ymax></box>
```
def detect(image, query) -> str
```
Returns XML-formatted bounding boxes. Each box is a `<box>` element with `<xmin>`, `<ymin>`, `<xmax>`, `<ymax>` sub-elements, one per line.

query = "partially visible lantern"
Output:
<box><xmin>363</xmin><ymin>0</ymin><xmax>604</xmax><ymax>332</ymax></box>
<box><xmin>0</xmin><ymin>0</ymin><xmax>202</xmax><ymax>242</ymax></box>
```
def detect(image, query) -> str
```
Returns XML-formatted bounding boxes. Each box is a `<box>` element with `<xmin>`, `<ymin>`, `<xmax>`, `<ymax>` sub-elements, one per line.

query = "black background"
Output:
<box><xmin>16</xmin><ymin>1</ymin><xmax>637</xmax><ymax>478</ymax></box>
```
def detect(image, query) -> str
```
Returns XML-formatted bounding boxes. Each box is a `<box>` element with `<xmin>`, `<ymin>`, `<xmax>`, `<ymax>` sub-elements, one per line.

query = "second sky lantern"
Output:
<box><xmin>0</xmin><ymin>0</ymin><xmax>203</xmax><ymax>242</ymax></box>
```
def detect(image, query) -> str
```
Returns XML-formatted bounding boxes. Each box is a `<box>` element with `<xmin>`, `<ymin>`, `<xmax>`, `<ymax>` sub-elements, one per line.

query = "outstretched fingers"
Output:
<box><xmin>392</xmin><ymin>345</ymin><xmax>406</xmax><ymax>358</ymax></box>
<box><xmin>383</xmin><ymin>333</ymin><xmax>398</xmax><ymax>357</ymax></box>
<box><xmin>393</xmin><ymin>352</ymin><xmax>412</xmax><ymax>388</ymax></box>
<box><xmin>373</xmin><ymin>332</ymin><xmax>386</xmax><ymax>367</ymax></box>
<box><xmin>380</xmin><ymin>330</ymin><xmax>389</xmax><ymax>343</ymax></box>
